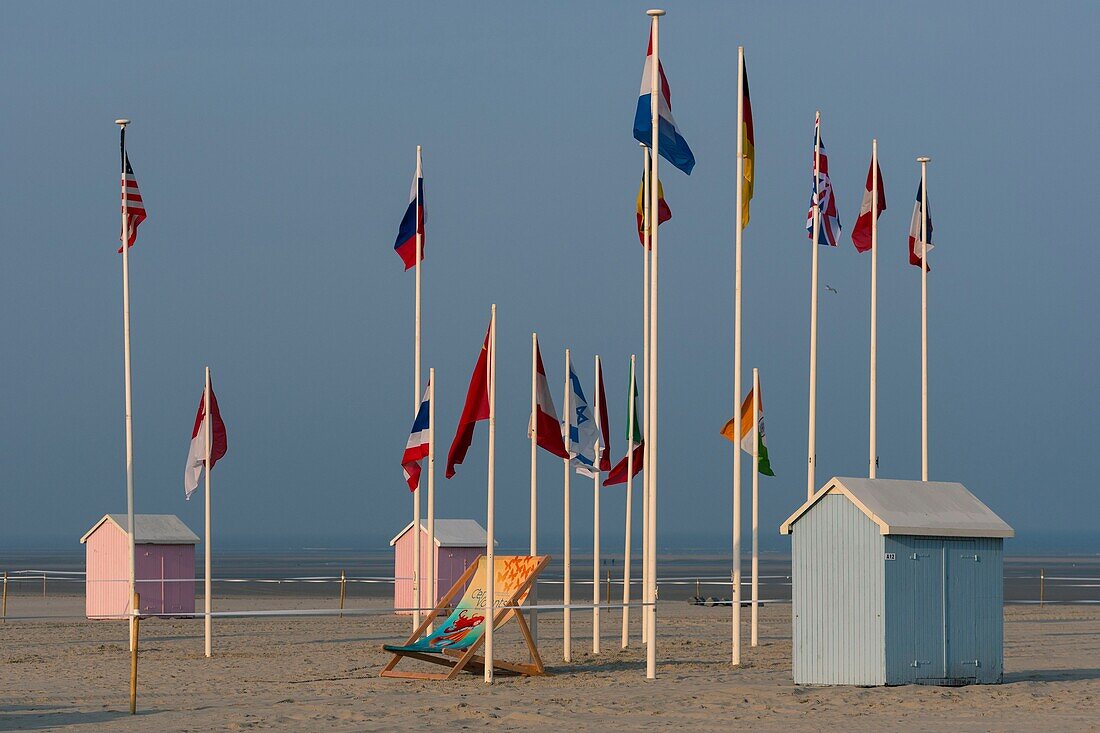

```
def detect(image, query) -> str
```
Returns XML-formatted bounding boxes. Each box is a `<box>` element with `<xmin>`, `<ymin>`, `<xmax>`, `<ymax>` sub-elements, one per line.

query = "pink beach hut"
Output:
<box><xmin>80</xmin><ymin>514</ymin><xmax>198</xmax><ymax>620</ymax></box>
<box><xmin>390</xmin><ymin>519</ymin><xmax>491</xmax><ymax>614</ymax></box>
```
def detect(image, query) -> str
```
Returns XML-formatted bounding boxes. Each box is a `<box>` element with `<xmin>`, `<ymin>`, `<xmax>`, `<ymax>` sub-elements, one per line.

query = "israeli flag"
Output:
<box><xmin>567</xmin><ymin>363</ymin><xmax>602</xmax><ymax>478</ymax></box>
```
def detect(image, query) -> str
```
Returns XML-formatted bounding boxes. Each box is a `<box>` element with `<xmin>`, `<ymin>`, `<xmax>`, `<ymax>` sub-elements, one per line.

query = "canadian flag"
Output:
<box><xmin>184</xmin><ymin>379</ymin><xmax>227</xmax><ymax>499</ymax></box>
<box><xmin>852</xmin><ymin>155</ymin><xmax>886</xmax><ymax>253</ymax></box>
<box><xmin>529</xmin><ymin>338</ymin><xmax>568</xmax><ymax>459</ymax></box>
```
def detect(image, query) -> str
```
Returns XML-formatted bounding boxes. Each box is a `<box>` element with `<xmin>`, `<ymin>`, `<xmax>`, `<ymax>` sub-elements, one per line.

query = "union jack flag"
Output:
<box><xmin>805</xmin><ymin>114</ymin><xmax>841</xmax><ymax>246</ymax></box>
<box><xmin>119</xmin><ymin>152</ymin><xmax>147</xmax><ymax>251</ymax></box>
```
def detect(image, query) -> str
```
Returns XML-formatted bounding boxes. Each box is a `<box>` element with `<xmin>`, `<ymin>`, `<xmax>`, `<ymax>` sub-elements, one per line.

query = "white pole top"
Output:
<box><xmin>647</xmin><ymin>8</ymin><xmax>665</xmax><ymax>16</ymax></box>
<box><xmin>917</xmin><ymin>156</ymin><xmax>931</xmax><ymax>163</ymax></box>
<box><xmin>115</xmin><ymin>119</ymin><xmax>131</xmax><ymax>127</ymax></box>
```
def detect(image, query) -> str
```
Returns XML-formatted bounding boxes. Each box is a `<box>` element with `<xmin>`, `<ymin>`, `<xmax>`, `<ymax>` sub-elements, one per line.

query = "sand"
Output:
<box><xmin>2</xmin><ymin>596</ymin><xmax>1098</xmax><ymax>732</ymax></box>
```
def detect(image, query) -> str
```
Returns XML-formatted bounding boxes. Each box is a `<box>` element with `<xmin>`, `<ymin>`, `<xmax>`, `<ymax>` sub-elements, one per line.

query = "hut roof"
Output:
<box><xmin>780</xmin><ymin>477</ymin><xmax>1014</xmax><ymax>538</ymax></box>
<box><xmin>80</xmin><ymin>514</ymin><xmax>200</xmax><ymax>545</ymax></box>
<box><xmin>389</xmin><ymin>519</ymin><xmax>492</xmax><ymax>547</ymax></box>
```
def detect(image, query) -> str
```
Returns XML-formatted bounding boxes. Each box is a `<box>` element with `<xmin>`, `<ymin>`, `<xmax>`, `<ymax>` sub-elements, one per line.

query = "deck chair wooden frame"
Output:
<box><xmin>380</xmin><ymin>555</ymin><xmax>550</xmax><ymax>681</ymax></box>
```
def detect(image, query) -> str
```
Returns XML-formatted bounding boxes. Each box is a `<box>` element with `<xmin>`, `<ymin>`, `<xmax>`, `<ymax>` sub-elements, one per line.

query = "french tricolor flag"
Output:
<box><xmin>633</xmin><ymin>31</ymin><xmax>695</xmax><ymax>176</ymax></box>
<box><xmin>393</xmin><ymin>154</ymin><xmax>424</xmax><ymax>270</ymax></box>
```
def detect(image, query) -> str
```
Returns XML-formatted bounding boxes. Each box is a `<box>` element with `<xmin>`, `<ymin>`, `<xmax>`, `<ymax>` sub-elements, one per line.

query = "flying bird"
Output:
<box><xmin>825</xmin><ymin>285</ymin><xmax>838</xmax><ymax>294</ymax></box>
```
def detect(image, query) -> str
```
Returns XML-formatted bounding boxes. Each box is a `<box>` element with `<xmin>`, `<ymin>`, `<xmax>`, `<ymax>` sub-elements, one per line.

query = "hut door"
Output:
<box><xmin>945</xmin><ymin>540</ymin><xmax>979</xmax><ymax>680</ymax></box>
<box><xmin>909</xmin><ymin>538</ymin><xmax>945</xmax><ymax>679</ymax></box>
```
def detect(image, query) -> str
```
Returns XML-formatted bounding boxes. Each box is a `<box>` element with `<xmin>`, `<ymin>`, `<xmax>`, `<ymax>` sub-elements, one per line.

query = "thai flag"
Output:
<box><xmin>393</xmin><ymin>157</ymin><xmax>424</xmax><ymax>270</ymax></box>
<box><xmin>632</xmin><ymin>30</ymin><xmax>695</xmax><ymax>176</ymax></box>
<box><xmin>401</xmin><ymin>382</ymin><xmax>431</xmax><ymax>491</ymax></box>
<box><xmin>806</xmin><ymin>115</ymin><xmax>842</xmax><ymax>246</ymax></box>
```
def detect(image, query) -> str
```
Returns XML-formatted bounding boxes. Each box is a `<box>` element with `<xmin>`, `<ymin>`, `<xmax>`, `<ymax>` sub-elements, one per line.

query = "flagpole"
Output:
<box><xmin>869</xmin><ymin>140</ymin><xmax>879</xmax><ymax>479</ymax></box>
<box><xmin>411</xmin><ymin>145</ymin><xmax>424</xmax><ymax>631</ymax></box>
<box><xmin>204</xmin><ymin>366</ymin><xmax>212</xmax><ymax>658</ymax></box>
<box><xmin>485</xmin><ymin>305</ymin><xmax>497</xmax><ymax>684</ymax></box>
<box><xmin>807</xmin><ymin>111</ymin><xmax>822</xmax><ymax>501</ymax></box>
<box><xmin>750</xmin><ymin>367</ymin><xmax>759</xmax><ymax>647</ymax></box>
<box><xmin>732</xmin><ymin>44</ymin><xmax>745</xmax><ymax>667</ymax></box>
<box><xmin>918</xmin><ymin>156</ymin><xmax>930</xmax><ymax>482</ymax></box>
<box><xmin>484</xmin><ymin>301</ymin><xmax>497</xmax><ymax>677</ymax></box>
<box><xmin>640</xmin><ymin>142</ymin><xmax>651</xmax><ymax>644</ymax></box>
<box><xmin>646</xmin><ymin>7</ymin><xmax>664</xmax><ymax>681</ymax></box>
<box><xmin>529</xmin><ymin>333</ymin><xmax>538</xmax><ymax>644</ymax></box>
<box><xmin>622</xmin><ymin>355</ymin><xmax>636</xmax><ymax>649</ymax></box>
<box><xmin>115</xmin><ymin>118</ymin><xmax>137</xmax><ymax>652</ymax></box>
<box><xmin>562</xmin><ymin>348</ymin><xmax>572</xmax><ymax>663</ymax></box>
<box><xmin>592</xmin><ymin>355</ymin><xmax>601</xmax><ymax>655</ymax></box>
<box><xmin>427</xmin><ymin>367</ymin><xmax>436</xmax><ymax>632</ymax></box>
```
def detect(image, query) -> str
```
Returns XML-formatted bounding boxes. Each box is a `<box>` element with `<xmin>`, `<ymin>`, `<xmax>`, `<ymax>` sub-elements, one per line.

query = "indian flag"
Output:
<box><xmin>720</xmin><ymin>385</ymin><xmax>774</xmax><ymax>476</ymax></box>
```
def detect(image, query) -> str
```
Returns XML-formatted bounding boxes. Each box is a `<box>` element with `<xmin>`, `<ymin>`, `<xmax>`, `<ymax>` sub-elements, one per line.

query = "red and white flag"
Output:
<box><xmin>446</xmin><ymin>323</ymin><xmax>491</xmax><ymax>479</ymax></box>
<box><xmin>119</xmin><ymin>153</ymin><xmax>147</xmax><ymax>252</ymax></box>
<box><xmin>529</xmin><ymin>338</ymin><xmax>568</xmax><ymax>458</ymax></box>
<box><xmin>851</xmin><ymin>156</ymin><xmax>886</xmax><ymax>253</ymax></box>
<box><xmin>596</xmin><ymin>360</ymin><xmax>611</xmax><ymax>472</ymax></box>
<box><xmin>184</xmin><ymin>380</ymin><xmax>227</xmax><ymax>499</ymax></box>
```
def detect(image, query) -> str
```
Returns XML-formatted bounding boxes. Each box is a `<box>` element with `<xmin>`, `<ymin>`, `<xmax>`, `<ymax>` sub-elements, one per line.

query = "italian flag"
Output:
<box><xmin>721</xmin><ymin>385</ymin><xmax>774</xmax><ymax>477</ymax></box>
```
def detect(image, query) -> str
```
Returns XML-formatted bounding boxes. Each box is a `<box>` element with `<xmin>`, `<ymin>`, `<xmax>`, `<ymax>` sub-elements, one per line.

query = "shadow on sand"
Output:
<box><xmin>1004</xmin><ymin>667</ymin><xmax>1100</xmax><ymax>683</ymax></box>
<box><xmin>0</xmin><ymin>706</ymin><xmax>155</xmax><ymax>730</ymax></box>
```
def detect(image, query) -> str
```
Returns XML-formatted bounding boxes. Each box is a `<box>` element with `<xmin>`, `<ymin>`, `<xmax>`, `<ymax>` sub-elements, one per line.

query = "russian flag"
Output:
<box><xmin>633</xmin><ymin>31</ymin><xmax>695</xmax><ymax>176</ymax></box>
<box><xmin>393</xmin><ymin>158</ymin><xmax>424</xmax><ymax>270</ymax></box>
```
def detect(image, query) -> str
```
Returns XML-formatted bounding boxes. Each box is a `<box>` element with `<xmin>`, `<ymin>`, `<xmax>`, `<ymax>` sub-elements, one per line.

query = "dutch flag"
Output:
<box><xmin>633</xmin><ymin>30</ymin><xmax>695</xmax><ymax>176</ymax></box>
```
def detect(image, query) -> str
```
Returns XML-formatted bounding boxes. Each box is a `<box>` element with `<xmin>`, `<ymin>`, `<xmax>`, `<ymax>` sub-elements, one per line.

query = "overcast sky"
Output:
<box><xmin>1</xmin><ymin>1</ymin><xmax>1096</xmax><ymax>552</ymax></box>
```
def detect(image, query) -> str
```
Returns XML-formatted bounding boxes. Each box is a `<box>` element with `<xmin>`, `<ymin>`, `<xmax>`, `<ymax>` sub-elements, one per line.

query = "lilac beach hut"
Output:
<box><xmin>80</xmin><ymin>513</ymin><xmax>198</xmax><ymax>619</ymax></box>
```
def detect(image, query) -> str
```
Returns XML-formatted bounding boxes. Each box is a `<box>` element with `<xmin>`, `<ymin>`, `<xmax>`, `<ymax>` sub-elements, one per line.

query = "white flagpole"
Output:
<box><xmin>204</xmin><ymin>366</ymin><xmax>212</xmax><ymax>657</ymax></box>
<box><xmin>869</xmin><ymin>139</ymin><xmax>879</xmax><ymax>479</ymax></box>
<box><xmin>427</xmin><ymin>368</ymin><xmax>436</xmax><ymax>632</ymax></box>
<box><xmin>750</xmin><ymin>368</ymin><xmax>760</xmax><ymax>647</ymax></box>
<box><xmin>592</xmin><ymin>355</ymin><xmax>602</xmax><ymax>655</ymax></box>
<box><xmin>646</xmin><ymin>7</ymin><xmax>664</xmax><ymax>680</ymax></box>
<box><xmin>640</xmin><ymin>142</ymin><xmax>651</xmax><ymax>644</ymax></box>
<box><xmin>115</xmin><ymin>119</ymin><xmax>137</xmax><ymax>652</ymax></box>
<box><xmin>562</xmin><ymin>348</ymin><xmax>572</xmax><ymax>662</ymax></box>
<box><xmin>484</xmin><ymin>305</ymin><xmax>497</xmax><ymax>684</ymax></box>
<box><xmin>411</xmin><ymin>145</ymin><xmax>424</xmax><ymax>631</ymax></box>
<box><xmin>732</xmin><ymin>44</ymin><xmax>745</xmax><ymax>667</ymax></box>
<box><xmin>529</xmin><ymin>333</ymin><xmax>538</xmax><ymax>644</ymax></box>
<box><xmin>622</xmin><ymin>354</ymin><xmax>636</xmax><ymax>649</ymax></box>
<box><xmin>807</xmin><ymin>110</ymin><xmax>822</xmax><ymax>501</ymax></box>
<box><xmin>918</xmin><ymin>156</ymin><xmax>931</xmax><ymax>481</ymax></box>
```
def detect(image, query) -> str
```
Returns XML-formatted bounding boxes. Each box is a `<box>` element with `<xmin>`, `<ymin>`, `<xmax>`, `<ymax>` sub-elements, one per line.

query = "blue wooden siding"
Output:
<box><xmin>884</xmin><ymin>535</ymin><xmax>1003</xmax><ymax>684</ymax></box>
<box><xmin>792</xmin><ymin>494</ymin><xmax>885</xmax><ymax>685</ymax></box>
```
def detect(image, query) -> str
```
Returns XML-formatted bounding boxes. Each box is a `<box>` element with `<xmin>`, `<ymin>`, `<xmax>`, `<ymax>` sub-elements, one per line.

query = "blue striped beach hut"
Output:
<box><xmin>780</xmin><ymin>477</ymin><xmax>1014</xmax><ymax>686</ymax></box>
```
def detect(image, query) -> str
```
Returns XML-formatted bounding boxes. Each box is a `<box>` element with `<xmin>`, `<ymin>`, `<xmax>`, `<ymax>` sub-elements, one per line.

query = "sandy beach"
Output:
<box><xmin>2</xmin><ymin>594</ymin><xmax>1098</xmax><ymax>732</ymax></box>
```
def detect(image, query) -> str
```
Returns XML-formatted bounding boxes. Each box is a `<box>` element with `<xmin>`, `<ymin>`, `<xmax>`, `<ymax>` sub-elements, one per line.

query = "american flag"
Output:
<box><xmin>119</xmin><ymin>153</ymin><xmax>147</xmax><ymax>251</ymax></box>
<box><xmin>805</xmin><ymin>114</ymin><xmax>842</xmax><ymax>247</ymax></box>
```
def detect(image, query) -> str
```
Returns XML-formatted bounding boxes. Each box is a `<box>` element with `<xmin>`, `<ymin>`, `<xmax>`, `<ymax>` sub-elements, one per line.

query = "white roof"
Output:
<box><xmin>80</xmin><ymin>514</ymin><xmax>200</xmax><ymax>544</ymax></box>
<box><xmin>780</xmin><ymin>477</ymin><xmax>1014</xmax><ymax>538</ymax></box>
<box><xmin>389</xmin><ymin>519</ymin><xmax>492</xmax><ymax>547</ymax></box>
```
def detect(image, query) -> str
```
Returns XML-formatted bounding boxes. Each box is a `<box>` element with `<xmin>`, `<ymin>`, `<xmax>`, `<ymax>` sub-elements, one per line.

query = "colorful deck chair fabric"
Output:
<box><xmin>381</xmin><ymin>555</ymin><xmax>549</xmax><ymax>680</ymax></box>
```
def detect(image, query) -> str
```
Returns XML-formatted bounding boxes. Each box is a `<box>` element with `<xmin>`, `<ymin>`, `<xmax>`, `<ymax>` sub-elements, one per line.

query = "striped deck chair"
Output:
<box><xmin>380</xmin><ymin>554</ymin><xmax>550</xmax><ymax>680</ymax></box>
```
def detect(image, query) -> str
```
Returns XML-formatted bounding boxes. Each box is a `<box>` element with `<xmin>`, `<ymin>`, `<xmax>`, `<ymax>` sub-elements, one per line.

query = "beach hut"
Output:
<box><xmin>80</xmin><ymin>513</ymin><xmax>198</xmax><ymax>620</ymax></box>
<box><xmin>780</xmin><ymin>477</ymin><xmax>1013</xmax><ymax>686</ymax></box>
<box><xmin>390</xmin><ymin>519</ymin><xmax>490</xmax><ymax>614</ymax></box>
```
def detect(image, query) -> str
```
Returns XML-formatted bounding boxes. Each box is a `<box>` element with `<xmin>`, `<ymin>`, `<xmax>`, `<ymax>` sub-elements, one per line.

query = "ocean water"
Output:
<box><xmin>2</xmin><ymin>549</ymin><xmax>1097</xmax><ymax>603</ymax></box>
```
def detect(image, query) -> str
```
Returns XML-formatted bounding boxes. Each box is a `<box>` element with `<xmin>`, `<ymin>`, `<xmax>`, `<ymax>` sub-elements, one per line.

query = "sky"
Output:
<box><xmin>1</xmin><ymin>1</ymin><xmax>1097</xmax><ymax>553</ymax></box>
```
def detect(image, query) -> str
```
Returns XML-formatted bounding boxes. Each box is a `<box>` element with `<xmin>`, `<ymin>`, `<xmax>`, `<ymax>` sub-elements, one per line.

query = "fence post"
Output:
<box><xmin>339</xmin><ymin>570</ymin><xmax>346</xmax><ymax>618</ymax></box>
<box><xmin>43</xmin><ymin>572</ymin><xmax>47</xmax><ymax>598</ymax></box>
<box><xmin>606</xmin><ymin>570</ymin><xmax>611</xmax><ymax>610</ymax></box>
<box><xmin>2</xmin><ymin>572</ymin><xmax>7</xmax><ymax>621</ymax></box>
<box><xmin>1040</xmin><ymin>568</ymin><xmax>1045</xmax><ymax>608</ymax></box>
<box><xmin>130</xmin><ymin>592</ymin><xmax>140</xmax><ymax>715</ymax></box>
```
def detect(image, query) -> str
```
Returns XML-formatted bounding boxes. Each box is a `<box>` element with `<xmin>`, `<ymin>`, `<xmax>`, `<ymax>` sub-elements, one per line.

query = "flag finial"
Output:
<box><xmin>917</xmin><ymin>156</ymin><xmax>931</xmax><ymax>163</ymax></box>
<box><xmin>115</xmin><ymin>119</ymin><xmax>130</xmax><ymax>127</ymax></box>
<box><xmin>646</xmin><ymin>8</ymin><xmax>665</xmax><ymax>16</ymax></box>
